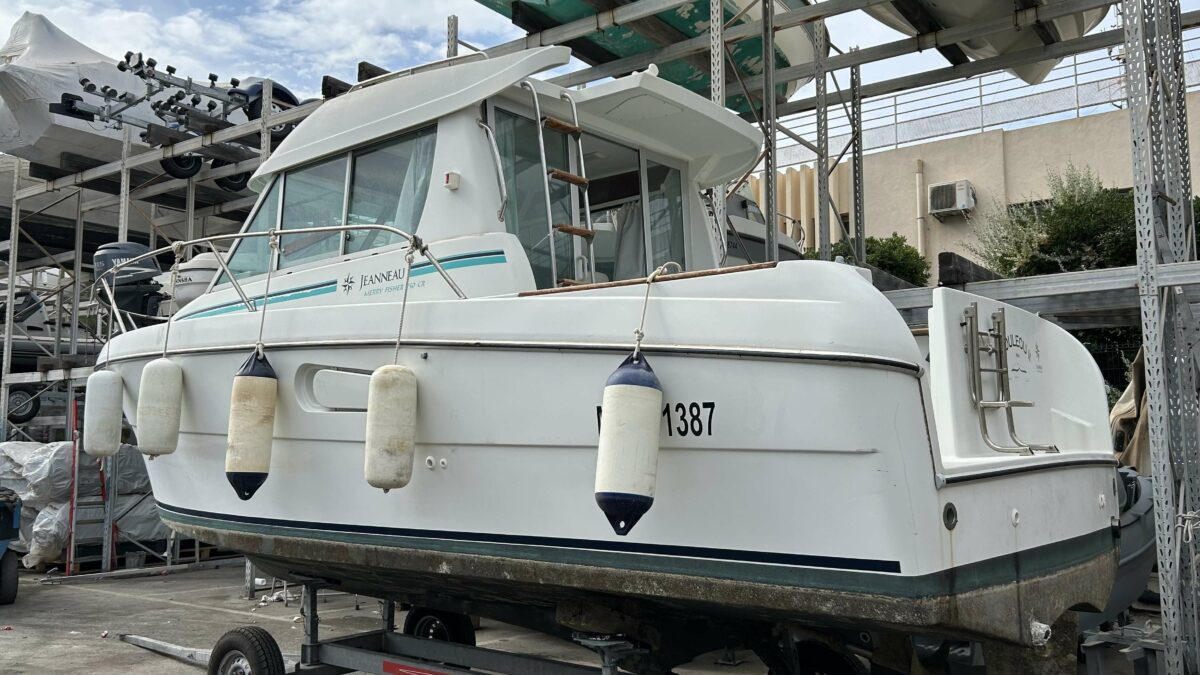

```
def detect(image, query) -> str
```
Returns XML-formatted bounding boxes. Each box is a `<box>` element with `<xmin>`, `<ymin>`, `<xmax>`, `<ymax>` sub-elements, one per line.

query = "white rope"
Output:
<box><xmin>255</xmin><ymin>231</ymin><xmax>279</xmax><ymax>358</ymax></box>
<box><xmin>633</xmin><ymin>262</ymin><xmax>682</xmax><ymax>356</ymax></box>
<box><xmin>1180</xmin><ymin>512</ymin><xmax>1200</xmax><ymax>544</ymax></box>
<box><xmin>391</xmin><ymin>249</ymin><xmax>417</xmax><ymax>365</ymax></box>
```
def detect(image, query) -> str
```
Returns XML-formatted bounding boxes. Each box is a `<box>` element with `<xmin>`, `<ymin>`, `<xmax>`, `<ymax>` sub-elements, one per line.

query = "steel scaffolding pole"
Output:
<box><xmin>851</xmin><ymin>64</ymin><xmax>865</xmax><ymax>262</ymax></box>
<box><xmin>71</xmin><ymin>193</ymin><xmax>83</xmax><ymax>355</ymax></box>
<box><xmin>812</xmin><ymin>22</ymin><xmax>830</xmax><ymax>261</ymax></box>
<box><xmin>710</xmin><ymin>0</ymin><xmax>726</xmax><ymax>264</ymax></box>
<box><xmin>1124</xmin><ymin>0</ymin><xmax>1200</xmax><ymax>671</ymax></box>
<box><xmin>448</xmin><ymin>15</ymin><xmax>459</xmax><ymax>58</ymax></box>
<box><xmin>117</xmin><ymin>126</ymin><xmax>131</xmax><ymax>242</ymax></box>
<box><xmin>761</xmin><ymin>0</ymin><xmax>778</xmax><ymax>262</ymax></box>
<box><xmin>1</xmin><ymin>161</ymin><xmax>20</xmax><ymax>440</ymax></box>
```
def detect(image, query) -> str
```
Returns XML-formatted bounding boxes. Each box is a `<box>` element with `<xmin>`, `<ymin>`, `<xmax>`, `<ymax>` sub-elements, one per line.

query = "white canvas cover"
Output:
<box><xmin>0</xmin><ymin>12</ymin><xmax>155</xmax><ymax>165</ymax></box>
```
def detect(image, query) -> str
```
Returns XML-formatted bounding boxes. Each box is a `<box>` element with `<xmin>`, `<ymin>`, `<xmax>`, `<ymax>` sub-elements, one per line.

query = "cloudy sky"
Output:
<box><xmin>1</xmin><ymin>0</ymin><xmax>1197</xmax><ymax>103</ymax></box>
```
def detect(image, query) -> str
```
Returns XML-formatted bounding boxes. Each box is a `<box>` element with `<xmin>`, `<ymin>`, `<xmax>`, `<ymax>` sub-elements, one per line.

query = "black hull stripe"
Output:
<box><xmin>159</xmin><ymin>502</ymin><xmax>1117</xmax><ymax>598</ymax></box>
<box><xmin>157</xmin><ymin>501</ymin><xmax>901</xmax><ymax>573</ymax></box>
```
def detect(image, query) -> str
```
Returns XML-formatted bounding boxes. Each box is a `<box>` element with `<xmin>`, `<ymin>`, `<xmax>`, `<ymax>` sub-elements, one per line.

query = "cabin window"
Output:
<box><xmin>278</xmin><ymin>155</ymin><xmax>348</xmax><ymax>269</ymax></box>
<box><xmin>495</xmin><ymin>109</ymin><xmax>573</xmax><ymax>289</ymax></box>
<box><xmin>218</xmin><ymin>177</ymin><xmax>281</xmax><ymax>283</ymax></box>
<box><xmin>645</xmin><ymin>161</ymin><xmax>684</xmax><ymax>269</ymax></box>
<box><xmin>583</xmin><ymin>134</ymin><xmax>643</xmax><ymax>282</ymax></box>
<box><xmin>345</xmin><ymin>126</ymin><xmax>437</xmax><ymax>254</ymax></box>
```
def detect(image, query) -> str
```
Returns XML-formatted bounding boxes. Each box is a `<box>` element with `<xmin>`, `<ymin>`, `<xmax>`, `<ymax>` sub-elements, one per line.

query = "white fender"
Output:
<box><xmin>225</xmin><ymin>352</ymin><xmax>278</xmax><ymax>500</ymax></box>
<box><xmin>135</xmin><ymin>358</ymin><xmax>183</xmax><ymax>456</ymax></box>
<box><xmin>595</xmin><ymin>353</ymin><xmax>663</xmax><ymax>536</ymax></box>
<box><xmin>364</xmin><ymin>364</ymin><xmax>418</xmax><ymax>491</ymax></box>
<box><xmin>83</xmin><ymin>369</ymin><xmax>124</xmax><ymax>457</ymax></box>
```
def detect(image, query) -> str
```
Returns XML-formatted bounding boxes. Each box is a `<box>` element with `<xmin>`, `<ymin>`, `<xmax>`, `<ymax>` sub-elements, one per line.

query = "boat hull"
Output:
<box><xmin>101</xmin><ymin>260</ymin><xmax>1118</xmax><ymax>647</ymax></box>
<box><xmin>167</xmin><ymin>504</ymin><xmax>1115</xmax><ymax>645</ymax></box>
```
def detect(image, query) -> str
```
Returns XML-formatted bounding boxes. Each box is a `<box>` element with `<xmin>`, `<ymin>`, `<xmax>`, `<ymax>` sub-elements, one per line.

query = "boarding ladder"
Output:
<box><xmin>962</xmin><ymin>303</ymin><xmax>1058</xmax><ymax>455</ymax></box>
<box><xmin>520</xmin><ymin>81</ymin><xmax>597</xmax><ymax>286</ymax></box>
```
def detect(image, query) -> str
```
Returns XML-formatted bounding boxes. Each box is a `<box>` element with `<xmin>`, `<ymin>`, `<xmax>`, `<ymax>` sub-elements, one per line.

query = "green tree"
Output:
<box><xmin>964</xmin><ymin>163</ymin><xmax>1200</xmax><ymax>391</ymax></box>
<box><xmin>808</xmin><ymin>233</ymin><xmax>930</xmax><ymax>286</ymax></box>
<box><xmin>966</xmin><ymin>163</ymin><xmax>1138</xmax><ymax>277</ymax></box>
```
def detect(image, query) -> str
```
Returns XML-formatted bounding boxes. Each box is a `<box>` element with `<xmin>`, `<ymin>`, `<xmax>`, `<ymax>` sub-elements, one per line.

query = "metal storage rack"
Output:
<box><xmin>1</xmin><ymin>0</ymin><xmax>1198</xmax><ymax>670</ymax></box>
<box><xmin>516</xmin><ymin>1</ymin><xmax>1200</xmax><ymax>671</ymax></box>
<box><xmin>0</xmin><ymin>82</ymin><xmax>319</xmax><ymax>573</ymax></box>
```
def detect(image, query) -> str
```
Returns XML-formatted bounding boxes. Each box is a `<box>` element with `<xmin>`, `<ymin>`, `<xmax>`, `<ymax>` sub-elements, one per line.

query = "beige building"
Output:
<box><xmin>751</xmin><ymin>91</ymin><xmax>1200</xmax><ymax>285</ymax></box>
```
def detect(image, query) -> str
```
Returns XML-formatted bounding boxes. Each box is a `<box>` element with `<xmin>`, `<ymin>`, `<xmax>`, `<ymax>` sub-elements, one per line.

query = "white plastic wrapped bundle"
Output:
<box><xmin>21</xmin><ymin>502</ymin><xmax>68</xmax><ymax>568</ymax></box>
<box><xmin>1</xmin><ymin>441</ymin><xmax>153</xmax><ymax>509</ymax></box>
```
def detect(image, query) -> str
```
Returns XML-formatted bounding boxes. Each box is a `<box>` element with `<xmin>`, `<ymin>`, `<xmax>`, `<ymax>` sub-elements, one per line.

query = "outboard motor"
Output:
<box><xmin>93</xmin><ymin>242</ymin><xmax>163</xmax><ymax>318</ymax></box>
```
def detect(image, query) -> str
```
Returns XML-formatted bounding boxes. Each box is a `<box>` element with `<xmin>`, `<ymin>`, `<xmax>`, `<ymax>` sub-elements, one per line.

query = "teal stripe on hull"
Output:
<box><xmin>175</xmin><ymin>251</ymin><xmax>507</xmax><ymax>321</ymax></box>
<box><xmin>180</xmin><ymin>282</ymin><xmax>337</xmax><ymax>320</ymax></box>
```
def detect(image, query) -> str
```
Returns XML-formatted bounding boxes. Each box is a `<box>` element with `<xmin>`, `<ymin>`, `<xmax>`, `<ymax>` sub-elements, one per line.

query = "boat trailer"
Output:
<box><xmin>124</xmin><ymin>581</ymin><xmax>651</xmax><ymax>675</ymax></box>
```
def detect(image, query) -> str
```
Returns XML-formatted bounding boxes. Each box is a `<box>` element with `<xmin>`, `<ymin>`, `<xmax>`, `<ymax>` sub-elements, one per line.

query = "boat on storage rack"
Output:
<box><xmin>863</xmin><ymin>0</ymin><xmax>1115</xmax><ymax>85</ymax></box>
<box><xmin>91</xmin><ymin>46</ymin><xmax>1120</xmax><ymax>672</ymax></box>
<box><xmin>474</xmin><ymin>0</ymin><xmax>826</xmax><ymax>111</ymax></box>
<box><xmin>0</xmin><ymin>12</ymin><xmax>297</xmax><ymax>176</ymax></box>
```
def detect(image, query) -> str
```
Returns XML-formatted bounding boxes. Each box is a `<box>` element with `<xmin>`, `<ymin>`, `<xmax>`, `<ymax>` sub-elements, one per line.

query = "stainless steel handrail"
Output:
<box><xmin>92</xmin><ymin>223</ymin><xmax>468</xmax><ymax>327</ymax></box>
<box><xmin>477</xmin><ymin>118</ymin><xmax>509</xmax><ymax>222</ymax></box>
<box><xmin>520</xmin><ymin>79</ymin><xmax>560</xmax><ymax>286</ymax></box>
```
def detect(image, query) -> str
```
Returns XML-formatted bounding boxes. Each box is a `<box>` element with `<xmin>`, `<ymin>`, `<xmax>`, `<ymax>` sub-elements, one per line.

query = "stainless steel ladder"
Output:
<box><xmin>962</xmin><ymin>302</ymin><xmax>1058</xmax><ymax>455</ymax></box>
<box><xmin>519</xmin><ymin>80</ymin><xmax>597</xmax><ymax>286</ymax></box>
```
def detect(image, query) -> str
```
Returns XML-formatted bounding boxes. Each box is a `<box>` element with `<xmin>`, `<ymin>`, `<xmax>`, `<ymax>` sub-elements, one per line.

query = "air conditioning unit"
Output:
<box><xmin>928</xmin><ymin>180</ymin><xmax>976</xmax><ymax>221</ymax></box>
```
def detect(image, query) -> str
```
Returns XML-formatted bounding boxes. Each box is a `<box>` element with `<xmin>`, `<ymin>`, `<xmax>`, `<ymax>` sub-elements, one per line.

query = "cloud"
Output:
<box><xmin>5</xmin><ymin>0</ymin><xmax>1199</xmax><ymax>105</ymax></box>
<box><xmin>1</xmin><ymin>0</ymin><xmax>524</xmax><ymax>100</ymax></box>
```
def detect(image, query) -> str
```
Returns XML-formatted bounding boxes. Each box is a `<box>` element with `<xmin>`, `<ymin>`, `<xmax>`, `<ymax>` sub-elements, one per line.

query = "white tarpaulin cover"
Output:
<box><xmin>0</xmin><ymin>440</ymin><xmax>164</xmax><ymax>567</ymax></box>
<box><xmin>0</xmin><ymin>12</ymin><xmax>151</xmax><ymax>165</ymax></box>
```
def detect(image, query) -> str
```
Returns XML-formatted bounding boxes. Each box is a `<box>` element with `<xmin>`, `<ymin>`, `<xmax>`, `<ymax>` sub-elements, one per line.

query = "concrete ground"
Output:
<box><xmin>0</xmin><ymin>563</ymin><xmax>767</xmax><ymax>674</ymax></box>
<box><xmin>0</xmin><ymin>562</ymin><xmax>1147</xmax><ymax>674</ymax></box>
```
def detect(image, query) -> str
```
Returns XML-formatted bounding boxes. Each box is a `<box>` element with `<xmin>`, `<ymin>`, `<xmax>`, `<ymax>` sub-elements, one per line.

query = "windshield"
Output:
<box><xmin>215</xmin><ymin>125</ymin><xmax>437</xmax><ymax>286</ymax></box>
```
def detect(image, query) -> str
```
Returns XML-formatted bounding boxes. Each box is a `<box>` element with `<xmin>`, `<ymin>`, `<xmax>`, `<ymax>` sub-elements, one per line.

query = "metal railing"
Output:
<box><xmin>92</xmin><ymin>224</ymin><xmax>468</xmax><ymax>330</ymax></box>
<box><xmin>776</xmin><ymin>28</ymin><xmax>1200</xmax><ymax>167</ymax></box>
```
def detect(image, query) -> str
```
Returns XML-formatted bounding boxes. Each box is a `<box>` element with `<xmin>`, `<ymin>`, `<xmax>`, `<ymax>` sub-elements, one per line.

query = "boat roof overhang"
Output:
<box><xmin>251</xmin><ymin>45</ymin><xmax>762</xmax><ymax>192</ymax></box>
<box><xmin>568</xmin><ymin>72</ymin><xmax>762</xmax><ymax>185</ymax></box>
<box><xmin>248</xmin><ymin>46</ymin><xmax>573</xmax><ymax>191</ymax></box>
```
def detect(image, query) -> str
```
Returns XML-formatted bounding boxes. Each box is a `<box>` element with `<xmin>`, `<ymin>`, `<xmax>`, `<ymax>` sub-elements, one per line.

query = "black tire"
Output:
<box><xmin>211</xmin><ymin>159</ymin><xmax>251</xmax><ymax>192</ymax></box>
<box><xmin>0</xmin><ymin>549</ymin><xmax>18</xmax><ymax>605</ymax></box>
<box><xmin>7</xmin><ymin>385</ymin><xmax>40</xmax><ymax>424</ymax></box>
<box><xmin>402</xmin><ymin>607</ymin><xmax>476</xmax><ymax>646</ymax></box>
<box><xmin>207</xmin><ymin>626</ymin><xmax>285</xmax><ymax>675</ymax></box>
<box><xmin>247</xmin><ymin>88</ymin><xmax>300</xmax><ymax>142</ymax></box>
<box><xmin>161</xmin><ymin>155</ymin><xmax>203</xmax><ymax>179</ymax></box>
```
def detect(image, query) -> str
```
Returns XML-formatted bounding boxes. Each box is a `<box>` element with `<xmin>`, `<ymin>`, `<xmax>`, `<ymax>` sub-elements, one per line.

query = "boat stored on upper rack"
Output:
<box><xmin>863</xmin><ymin>0</ymin><xmax>1115</xmax><ymax>85</ymax></box>
<box><xmin>88</xmin><ymin>46</ymin><xmax>1120</xmax><ymax>673</ymax></box>
<box><xmin>474</xmin><ymin>0</ymin><xmax>826</xmax><ymax>111</ymax></box>
<box><xmin>0</xmin><ymin>12</ymin><xmax>300</xmax><ymax>188</ymax></box>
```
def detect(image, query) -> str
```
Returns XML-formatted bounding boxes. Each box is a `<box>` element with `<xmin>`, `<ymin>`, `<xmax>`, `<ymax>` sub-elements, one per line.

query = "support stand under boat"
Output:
<box><xmin>204</xmin><ymin>581</ymin><xmax>625</xmax><ymax>675</ymax></box>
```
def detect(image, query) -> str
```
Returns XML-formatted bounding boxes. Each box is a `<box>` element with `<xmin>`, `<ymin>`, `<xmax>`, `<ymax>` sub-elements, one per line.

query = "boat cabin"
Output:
<box><xmin>196</xmin><ymin>47</ymin><xmax>761</xmax><ymax>313</ymax></box>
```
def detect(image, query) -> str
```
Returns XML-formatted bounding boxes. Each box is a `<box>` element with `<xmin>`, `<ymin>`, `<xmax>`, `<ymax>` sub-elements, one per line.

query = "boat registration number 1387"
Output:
<box><xmin>595</xmin><ymin>402</ymin><xmax>717</xmax><ymax>437</ymax></box>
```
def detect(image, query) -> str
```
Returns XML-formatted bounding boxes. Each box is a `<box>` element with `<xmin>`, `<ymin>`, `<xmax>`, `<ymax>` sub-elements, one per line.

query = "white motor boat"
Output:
<box><xmin>153</xmin><ymin>252</ymin><xmax>224</xmax><ymax>314</ymax></box>
<box><xmin>863</xmin><ymin>0</ymin><xmax>1114</xmax><ymax>85</ymax></box>
<box><xmin>93</xmin><ymin>46</ymin><xmax>1119</xmax><ymax>671</ymax></box>
<box><xmin>723</xmin><ymin>185</ymin><xmax>805</xmax><ymax>266</ymax></box>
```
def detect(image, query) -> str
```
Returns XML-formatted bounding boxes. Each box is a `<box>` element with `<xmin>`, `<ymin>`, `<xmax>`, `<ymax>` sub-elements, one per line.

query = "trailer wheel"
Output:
<box><xmin>160</xmin><ymin>155</ymin><xmax>203</xmax><ymax>179</ymax></box>
<box><xmin>211</xmin><ymin>159</ymin><xmax>251</xmax><ymax>192</ymax></box>
<box><xmin>207</xmin><ymin>626</ymin><xmax>285</xmax><ymax>675</ymax></box>
<box><xmin>7</xmin><ymin>385</ymin><xmax>39</xmax><ymax>424</ymax></box>
<box><xmin>402</xmin><ymin>607</ymin><xmax>476</xmax><ymax>646</ymax></box>
<box><xmin>0</xmin><ymin>549</ymin><xmax>18</xmax><ymax>605</ymax></box>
